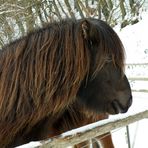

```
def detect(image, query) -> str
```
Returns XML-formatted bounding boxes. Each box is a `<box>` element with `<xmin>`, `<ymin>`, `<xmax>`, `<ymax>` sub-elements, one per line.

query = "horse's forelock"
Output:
<box><xmin>87</xmin><ymin>19</ymin><xmax>125</xmax><ymax>77</ymax></box>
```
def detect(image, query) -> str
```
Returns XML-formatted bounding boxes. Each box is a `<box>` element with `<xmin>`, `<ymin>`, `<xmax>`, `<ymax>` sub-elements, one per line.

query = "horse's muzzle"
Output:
<box><xmin>107</xmin><ymin>95</ymin><xmax>132</xmax><ymax>114</ymax></box>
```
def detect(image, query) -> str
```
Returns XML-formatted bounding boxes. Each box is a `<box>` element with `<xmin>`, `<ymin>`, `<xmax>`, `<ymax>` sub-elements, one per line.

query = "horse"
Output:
<box><xmin>0</xmin><ymin>18</ymin><xmax>132</xmax><ymax>147</ymax></box>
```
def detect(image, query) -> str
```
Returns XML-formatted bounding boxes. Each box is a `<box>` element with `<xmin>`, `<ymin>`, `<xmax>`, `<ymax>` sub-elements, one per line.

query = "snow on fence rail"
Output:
<box><xmin>17</xmin><ymin>110</ymin><xmax>148</xmax><ymax>148</ymax></box>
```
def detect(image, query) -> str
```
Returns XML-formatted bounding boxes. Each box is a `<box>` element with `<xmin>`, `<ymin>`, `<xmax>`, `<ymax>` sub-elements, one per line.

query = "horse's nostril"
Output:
<box><xmin>111</xmin><ymin>100</ymin><xmax>124</xmax><ymax>114</ymax></box>
<box><xmin>128</xmin><ymin>95</ymin><xmax>133</xmax><ymax>107</ymax></box>
<box><xmin>129</xmin><ymin>95</ymin><xmax>132</xmax><ymax>100</ymax></box>
<box><xmin>111</xmin><ymin>98</ymin><xmax>132</xmax><ymax>114</ymax></box>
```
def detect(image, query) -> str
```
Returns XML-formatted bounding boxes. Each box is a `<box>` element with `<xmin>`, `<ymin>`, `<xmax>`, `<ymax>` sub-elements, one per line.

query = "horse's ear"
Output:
<box><xmin>81</xmin><ymin>20</ymin><xmax>97</xmax><ymax>40</ymax></box>
<box><xmin>81</xmin><ymin>20</ymin><xmax>90</xmax><ymax>39</ymax></box>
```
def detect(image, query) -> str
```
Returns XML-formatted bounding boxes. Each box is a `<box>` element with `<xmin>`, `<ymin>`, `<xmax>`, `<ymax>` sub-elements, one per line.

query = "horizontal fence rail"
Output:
<box><xmin>40</xmin><ymin>110</ymin><xmax>148</xmax><ymax>148</ymax></box>
<box><xmin>126</xmin><ymin>63</ymin><xmax>148</xmax><ymax>66</ymax></box>
<box><xmin>128</xmin><ymin>77</ymin><xmax>148</xmax><ymax>81</ymax></box>
<box><xmin>132</xmin><ymin>89</ymin><xmax>148</xmax><ymax>93</ymax></box>
<box><xmin>18</xmin><ymin>110</ymin><xmax>148</xmax><ymax>148</ymax></box>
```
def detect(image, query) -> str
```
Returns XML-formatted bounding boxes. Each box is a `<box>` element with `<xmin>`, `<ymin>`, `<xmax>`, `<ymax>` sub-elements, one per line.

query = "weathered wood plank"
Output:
<box><xmin>39</xmin><ymin>110</ymin><xmax>148</xmax><ymax>148</ymax></box>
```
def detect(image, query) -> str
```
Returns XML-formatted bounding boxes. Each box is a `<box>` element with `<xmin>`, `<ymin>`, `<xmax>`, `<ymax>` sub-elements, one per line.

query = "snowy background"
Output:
<box><xmin>111</xmin><ymin>10</ymin><xmax>148</xmax><ymax>148</ymax></box>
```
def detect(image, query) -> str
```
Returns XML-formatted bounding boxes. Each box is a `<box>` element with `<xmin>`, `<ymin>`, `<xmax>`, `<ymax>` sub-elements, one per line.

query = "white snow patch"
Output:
<box><xmin>16</xmin><ymin>141</ymin><xmax>42</xmax><ymax>148</ymax></box>
<box><xmin>115</xmin><ymin>11</ymin><xmax>148</xmax><ymax>63</ymax></box>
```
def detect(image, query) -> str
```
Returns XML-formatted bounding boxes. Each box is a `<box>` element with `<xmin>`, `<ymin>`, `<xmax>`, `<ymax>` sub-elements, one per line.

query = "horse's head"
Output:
<box><xmin>76</xmin><ymin>19</ymin><xmax>132</xmax><ymax>115</ymax></box>
<box><xmin>77</xmin><ymin>63</ymin><xmax>132</xmax><ymax>115</ymax></box>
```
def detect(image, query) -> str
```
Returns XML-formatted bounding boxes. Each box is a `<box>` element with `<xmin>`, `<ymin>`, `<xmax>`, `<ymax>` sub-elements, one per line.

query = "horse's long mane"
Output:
<box><xmin>0</xmin><ymin>18</ymin><xmax>125</xmax><ymax>146</ymax></box>
<box><xmin>0</xmin><ymin>19</ymin><xmax>90</xmax><ymax>119</ymax></box>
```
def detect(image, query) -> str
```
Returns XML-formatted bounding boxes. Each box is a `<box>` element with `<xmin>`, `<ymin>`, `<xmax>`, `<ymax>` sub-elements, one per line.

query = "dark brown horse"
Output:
<box><xmin>0</xmin><ymin>18</ymin><xmax>132</xmax><ymax>147</ymax></box>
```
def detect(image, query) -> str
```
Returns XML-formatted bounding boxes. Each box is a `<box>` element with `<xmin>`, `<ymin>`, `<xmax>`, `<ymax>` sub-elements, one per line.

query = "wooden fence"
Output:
<box><xmin>17</xmin><ymin>110</ymin><xmax>148</xmax><ymax>148</ymax></box>
<box><xmin>17</xmin><ymin>63</ymin><xmax>148</xmax><ymax>148</ymax></box>
<box><xmin>40</xmin><ymin>110</ymin><xmax>148</xmax><ymax>148</ymax></box>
